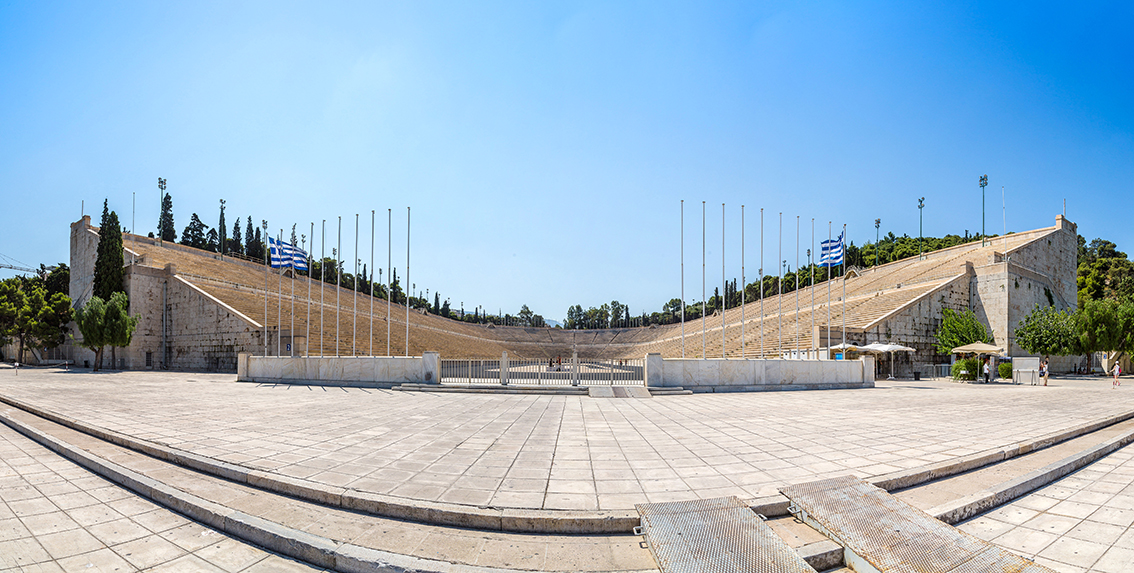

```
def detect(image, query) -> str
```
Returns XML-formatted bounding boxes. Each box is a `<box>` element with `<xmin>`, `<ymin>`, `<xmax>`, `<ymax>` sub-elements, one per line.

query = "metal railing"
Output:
<box><xmin>439</xmin><ymin>358</ymin><xmax>644</xmax><ymax>386</ymax></box>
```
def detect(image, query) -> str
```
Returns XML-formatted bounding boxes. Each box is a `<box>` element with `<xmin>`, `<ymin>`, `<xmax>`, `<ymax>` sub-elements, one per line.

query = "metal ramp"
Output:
<box><xmin>780</xmin><ymin>476</ymin><xmax>1057</xmax><ymax>573</ymax></box>
<box><xmin>635</xmin><ymin>496</ymin><xmax>817</xmax><ymax>573</ymax></box>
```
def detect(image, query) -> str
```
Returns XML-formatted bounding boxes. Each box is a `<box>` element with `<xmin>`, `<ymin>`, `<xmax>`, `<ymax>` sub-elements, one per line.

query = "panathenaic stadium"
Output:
<box><xmin>65</xmin><ymin>213</ymin><xmax>1077</xmax><ymax>377</ymax></box>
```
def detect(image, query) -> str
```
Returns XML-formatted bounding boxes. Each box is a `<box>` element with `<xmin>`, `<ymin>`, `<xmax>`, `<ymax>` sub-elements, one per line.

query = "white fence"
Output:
<box><xmin>440</xmin><ymin>358</ymin><xmax>644</xmax><ymax>386</ymax></box>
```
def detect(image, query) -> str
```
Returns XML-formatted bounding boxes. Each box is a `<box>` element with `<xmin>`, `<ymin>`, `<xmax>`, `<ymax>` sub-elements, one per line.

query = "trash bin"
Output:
<box><xmin>913</xmin><ymin>371</ymin><xmax>921</xmax><ymax>381</ymax></box>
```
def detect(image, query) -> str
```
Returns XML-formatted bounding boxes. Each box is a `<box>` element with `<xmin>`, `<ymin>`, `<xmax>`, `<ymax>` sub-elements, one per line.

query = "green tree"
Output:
<box><xmin>73</xmin><ymin>296</ymin><xmax>110</xmax><ymax>370</ymax></box>
<box><xmin>73</xmin><ymin>292</ymin><xmax>138</xmax><ymax>371</ymax></box>
<box><xmin>158</xmin><ymin>193</ymin><xmax>176</xmax><ymax>242</ymax></box>
<box><xmin>0</xmin><ymin>279</ymin><xmax>72</xmax><ymax>364</ymax></box>
<box><xmin>1074</xmin><ymin>299</ymin><xmax>1134</xmax><ymax>364</ymax></box>
<box><xmin>390</xmin><ymin>268</ymin><xmax>403</xmax><ymax>304</ymax></box>
<box><xmin>104</xmin><ymin>291</ymin><xmax>140</xmax><ymax>358</ymax></box>
<box><xmin>205</xmin><ymin>228</ymin><xmax>219</xmax><ymax>253</ymax></box>
<box><xmin>934</xmin><ymin>308</ymin><xmax>993</xmax><ymax>354</ymax></box>
<box><xmin>93</xmin><ymin>205</ymin><xmax>125</xmax><ymax>302</ymax></box>
<box><xmin>43</xmin><ymin>263</ymin><xmax>69</xmax><ymax>297</ymax></box>
<box><xmin>230</xmin><ymin>220</ymin><xmax>243</xmax><ymax>255</ymax></box>
<box><xmin>244</xmin><ymin>217</ymin><xmax>257</xmax><ymax>259</ymax></box>
<box><xmin>1016</xmin><ymin>304</ymin><xmax>1079</xmax><ymax>357</ymax></box>
<box><xmin>518</xmin><ymin>304</ymin><xmax>534</xmax><ymax>326</ymax></box>
<box><xmin>181</xmin><ymin>213</ymin><xmax>208</xmax><ymax>249</ymax></box>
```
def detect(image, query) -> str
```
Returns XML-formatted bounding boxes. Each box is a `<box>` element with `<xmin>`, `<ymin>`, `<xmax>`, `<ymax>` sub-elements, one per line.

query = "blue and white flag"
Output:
<box><xmin>819</xmin><ymin>231</ymin><xmax>844</xmax><ymax>267</ymax></box>
<box><xmin>268</xmin><ymin>237</ymin><xmax>309</xmax><ymax>271</ymax></box>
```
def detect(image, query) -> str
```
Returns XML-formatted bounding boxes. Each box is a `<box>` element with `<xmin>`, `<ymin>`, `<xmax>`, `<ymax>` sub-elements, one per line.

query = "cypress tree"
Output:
<box><xmin>93</xmin><ymin>207</ymin><xmax>125</xmax><ymax>302</ymax></box>
<box><xmin>253</xmin><ymin>227</ymin><xmax>262</xmax><ymax>260</ymax></box>
<box><xmin>158</xmin><ymin>193</ymin><xmax>176</xmax><ymax>242</ymax></box>
<box><xmin>245</xmin><ymin>217</ymin><xmax>255</xmax><ymax>259</ymax></box>
<box><xmin>231</xmin><ymin>220</ymin><xmax>243</xmax><ymax>254</ymax></box>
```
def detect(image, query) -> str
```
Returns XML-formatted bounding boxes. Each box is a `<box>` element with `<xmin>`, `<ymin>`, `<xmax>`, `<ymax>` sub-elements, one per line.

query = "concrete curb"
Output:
<box><xmin>870</xmin><ymin>408</ymin><xmax>1134</xmax><ymax>492</ymax></box>
<box><xmin>1</xmin><ymin>392</ymin><xmax>1131</xmax><ymax>533</ymax></box>
<box><xmin>0</xmin><ymin>409</ymin><xmax>656</xmax><ymax>573</ymax></box>
<box><xmin>928</xmin><ymin>425</ymin><xmax>1134</xmax><ymax>525</ymax></box>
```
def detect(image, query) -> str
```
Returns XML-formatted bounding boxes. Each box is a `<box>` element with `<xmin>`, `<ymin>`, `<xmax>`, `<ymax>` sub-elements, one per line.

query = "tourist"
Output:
<box><xmin>1114</xmin><ymin>362</ymin><xmax>1122</xmax><ymax>389</ymax></box>
<box><xmin>1041</xmin><ymin>359</ymin><xmax>1049</xmax><ymax>386</ymax></box>
<box><xmin>983</xmin><ymin>359</ymin><xmax>990</xmax><ymax>384</ymax></box>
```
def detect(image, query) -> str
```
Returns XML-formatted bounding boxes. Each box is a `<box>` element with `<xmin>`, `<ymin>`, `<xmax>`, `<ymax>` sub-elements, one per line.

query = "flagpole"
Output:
<box><xmin>320</xmin><ymin>220</ymin><xmax>325</xmax><ymax>357</ymax></box>
<box><xmin>336</xmin><ymin>217</ymin><xmax>341</xmax><ymax>356</ymax></box>
<box><xmin>307</xmin><ymin>222</ymin><xmax>313</xmax><ymax>357</ymax></box>
<box><xmin>680</xmin><ymin>200</ymin><xmax>685</xmax><ymax>358</ymax></box>
<box><xmin>370</xmin><ymin>210</ymin><xmax>375</xmax><ymax>357</ymax></box>
<box><xmin>406</xmin><ymin>207</ymin><xmax>410</xmax><ymax>357</ymax></box>
<box><xmin>778</xmin><ymin>212</ymin><xmax>782</xmax><ymax>359</ymax></box>
<box><xmin>387</xmin><ymin>208</ymin><xmax>391</xmax><ymax>357</ymax></box>
<box><xmin>827</xmin><ymin>221</ymin><xmax>832</xmax><ymax>358</ymax></box>
<box><xmin>290</xmin><ymin>232</ymin><xmax>295</xmax><ymax>357</ymax></box>
<box><xmin>721</xmin><ymin>203</ymin><xmax>726</xmax><ymax>359</ymax></box>
<box><xmin>741</xmin><ymin>205</ymin><xmax>745</xmax><ymax>358</ymax></box>
<box><xmin>263</xmin><ymin>221</ymin><xmax>269</xmax><ymax>357</ymax></box>
<box><xmin>277</xmin><ymin>230</ymin><xmax>283</xmax><ymax>358</ymax></box>
<box><xmin>702</xmin><ymin>201</ymin><xmax>706</xmax><ymax>360</ymax></box>
<box><xmin>353</xmin><ymin>214</ymin><xmax>359</xmax><ymax>356</ymax></box>
<box><xmin>811</xmin><ymin>218</ymin><xmax>815</xmax><ymax>359</ymax></box>
<box><xmin>842</xmin><ymin>224</ymin><xmax>847</xmax><ymax>348</ymax></box>
<box><xmin>760</xmin><ymin>208</ymin><xmax>764</xmax><ymax>359</ymax></box>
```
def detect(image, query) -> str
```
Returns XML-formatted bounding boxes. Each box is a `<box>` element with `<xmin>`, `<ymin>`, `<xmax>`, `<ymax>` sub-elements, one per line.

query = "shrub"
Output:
<box><xmin>952</xmin><ymin>358</ymin><xmax>978</xmax><ymax>381</ymax></box>
<box><xmin>998</xmin><ymin>363</ymin><xmax>1013</xmax><ymax>379</ymax></box>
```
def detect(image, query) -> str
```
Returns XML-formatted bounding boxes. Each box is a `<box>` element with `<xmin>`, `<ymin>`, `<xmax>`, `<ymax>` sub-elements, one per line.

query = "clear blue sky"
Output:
<box><xmin>2</xmin><ymin>1</ymin><xmax>1131</xmax><ymax>322</ymax></box>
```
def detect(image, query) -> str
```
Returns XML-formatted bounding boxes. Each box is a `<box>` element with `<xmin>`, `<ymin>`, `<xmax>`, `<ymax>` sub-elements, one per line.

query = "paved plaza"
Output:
<box><xmin>4</xmin><ymin>367</ymin><xmax>1134</xmax><ymax>572</ymax></box>
<box><xmin>0</xmin><ymin>420</ymin><xmax>324</xmax><ymax>572</ymax></box>
<box><xmin>960</xmin><ymin>442</ymin><xmax>1134</xmax><ymax>572</ymax></box>
<box><xmin>2</xmin><ymin>369</ymin><xmax>1134</xmax><ymax>514</ymax></box>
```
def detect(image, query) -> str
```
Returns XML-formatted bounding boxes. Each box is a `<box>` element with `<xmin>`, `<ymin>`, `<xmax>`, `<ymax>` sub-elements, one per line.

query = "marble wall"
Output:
<box><xmin>238</xmin><ymin>352</ymin><xmax>440</xmax><ymax>386</ymax></box>
<box><xmin>645</xmin><ymin>353</ymin><xmax>873</xmax><ymax>392</ymax></box>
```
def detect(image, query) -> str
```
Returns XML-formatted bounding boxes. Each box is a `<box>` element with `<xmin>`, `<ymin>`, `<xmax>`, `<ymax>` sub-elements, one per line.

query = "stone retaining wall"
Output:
<box><xmin>645</xmin><ymin>353</ymin><xmax>874</xmax><ymax>392</ymax></box>
<box><xmin>237</xmin><ymin>352</ymin><xmax>440</xmax><ymax>386</ymax></box>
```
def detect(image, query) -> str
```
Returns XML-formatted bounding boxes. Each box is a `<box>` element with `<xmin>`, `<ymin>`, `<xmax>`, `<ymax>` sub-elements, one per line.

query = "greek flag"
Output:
<box><xmin>268</xmin><ymin>237</ymin><xmax>309</xmax><ymax>271</ymax></box>
<box><xmin>819</xmin><ymin>231</ymin><xmax>844</xmax><ymax>267</ymax></box>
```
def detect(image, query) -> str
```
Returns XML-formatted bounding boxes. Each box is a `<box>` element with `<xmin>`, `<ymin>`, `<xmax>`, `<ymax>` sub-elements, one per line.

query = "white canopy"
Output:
<box><xmin>859</xmin><ymin>343</ymin><xmax>915</xmax><ymax>353</ymax></box>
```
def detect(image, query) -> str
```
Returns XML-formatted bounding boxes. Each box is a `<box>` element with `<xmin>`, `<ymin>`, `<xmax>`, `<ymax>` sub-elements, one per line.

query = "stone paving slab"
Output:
<box><xmin>958</xmin><ymin>443</ymin><xmax>1134</xmax><ymax>572</ymax></box>
<box><xmin>2</xmin><ymin>369</ymin><xmax>1134</xmax><ymax>515</ymax></box>
<box><xmin>0</xmin><ymin>418</ymin><xmax>327</xmax><ymax>572</ymax></box>
<box><xmin>0</xmin><ymin>402</ymin><xmax>658</xmax><ymax>573</ymax></box>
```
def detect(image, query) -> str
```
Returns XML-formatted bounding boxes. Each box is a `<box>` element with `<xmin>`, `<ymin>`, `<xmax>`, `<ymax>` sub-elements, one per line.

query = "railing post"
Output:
<box><xmin>571</xmin><ymin>351</ymin><xmax>579</xmax><ymax>386</ymax></box>
<box><xmin>501</xmin><ymin>351</ymin><xmax>508</xmax><ymax>386</ymax></box>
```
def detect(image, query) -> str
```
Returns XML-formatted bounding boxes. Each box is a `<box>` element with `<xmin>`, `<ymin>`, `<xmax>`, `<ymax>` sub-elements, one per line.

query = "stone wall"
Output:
<box><xmin>645</xmin><ymin>353</ymin><xmax>874</xmax><ymax>392</ymax></box>
<box><xmin>238</xmin><ymin>352</ymin><xmax>440</xmax><ymax>386</ymax></box>
<box><xmin>859</xmin><ymin>273</ymin><xmax>971</xmax><ymax>377</ymax></box>
<box><xmin>69</xmin><ymin>217</ymin><xmax>266</xmax><ymax>371</ymax></box>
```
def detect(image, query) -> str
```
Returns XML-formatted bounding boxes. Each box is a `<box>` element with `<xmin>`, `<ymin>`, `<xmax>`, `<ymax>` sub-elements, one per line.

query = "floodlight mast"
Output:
<box><xmin>979</xmin><ymin>174</ymin><xmax>988</xmax><ymax>246</ymax></box>
<box><xmin>918</xmin><ymin>197</ymin><xmax>925</xmax><ymax>258</ymax></box>
<box><xmin>874</xmin><ymin>219</ymin><xmax>881</xmax><ymax>267</ymax></box>
<box><xmin>157</xmin><ymin>178</ymin><xmax>167</xmax><ymax>244</ymax></box>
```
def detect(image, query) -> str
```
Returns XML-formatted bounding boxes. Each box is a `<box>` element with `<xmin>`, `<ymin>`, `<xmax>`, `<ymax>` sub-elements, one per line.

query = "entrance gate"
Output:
<box><xmin>440</xmin><ymin>357</ymin><xmax>644</xmax><ymax>386</ymax></box>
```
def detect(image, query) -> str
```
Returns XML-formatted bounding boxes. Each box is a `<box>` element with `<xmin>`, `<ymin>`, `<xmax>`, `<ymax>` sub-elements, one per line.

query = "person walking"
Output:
<box><xmin>1114</xmin><ymin>362</ymin><xmax>1122</xmax><ymax>389</ymax></box>
<box><xmin>983</xmin><ymin>359</ymin><xmax>991</xmax><ymax>384</ymax></box>
<box><xmin>1041</xmin><ymin>359</ymin><xmax>1049</xmax><ymax>386</ymax></box>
